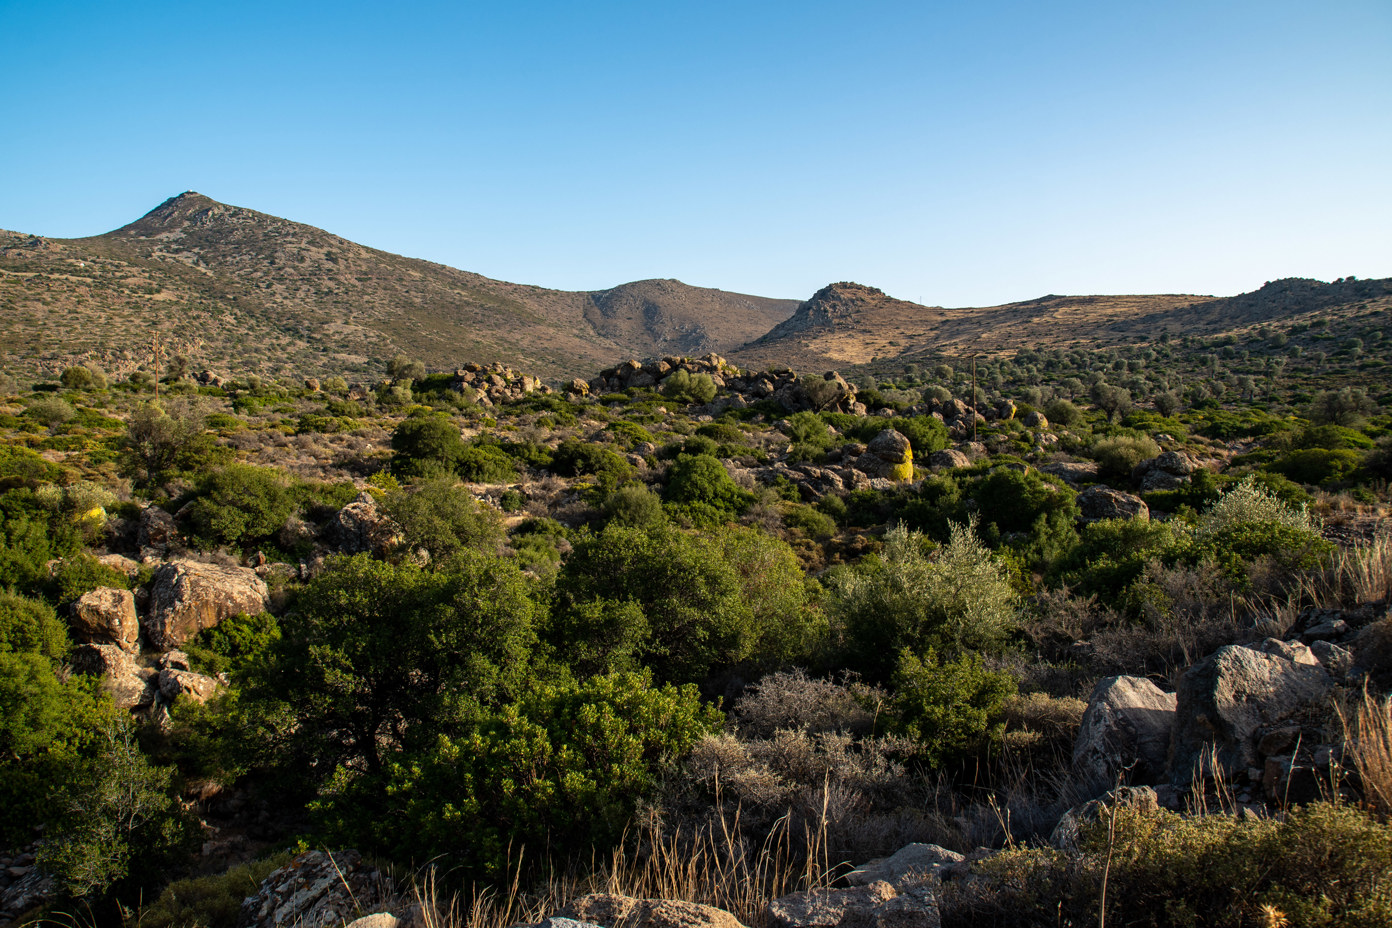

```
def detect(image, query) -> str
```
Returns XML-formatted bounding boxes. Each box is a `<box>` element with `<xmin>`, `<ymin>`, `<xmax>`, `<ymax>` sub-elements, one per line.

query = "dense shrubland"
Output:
<box><xmin>0</xmin><ymin>322</ymin><xmax>1389</xmax><ymax>926</ymax></box>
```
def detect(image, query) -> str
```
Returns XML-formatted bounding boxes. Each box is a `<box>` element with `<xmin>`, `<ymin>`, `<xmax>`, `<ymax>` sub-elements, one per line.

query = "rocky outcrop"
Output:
<box><xmin>563</xmin><ymin>894</ymin><xmax>747</xmax><ymax>928</ymax></box>
<box><xmin>1041</xmin><ymin>461</ymin><xmax>1100</xmax><ymax>485</ymax></box>
<box><xmin>1077</xmin><ymin>485</ymin><xmax>1148</xmax><ymax>522</ymax></box>
<box><xmin>239</xmin><ymin>850</ymin><xmax>389</xmax><ymax>928</ymax></box>
<box><xmin>1133</xmin><ymin>450</ymin><xmax>1198</xmax><ymax>492</ymax></box>
<box><xmin>447</xmin><ymin>362</ymin><xmax>552</xmax><ymax>406</ymax></box>
<box><xmin>143</xmin><ymin>560</ymin><xmax>270</xmax><ymax>652</ymax></box>
<box><xmin>158</xmin><ymin>666</ymin><xmax>221</xmax><ymax>705</ymax></box>
<box><xmin>1073</xmin><ymin>676</ymin><xmax>1176</xmax><ymax>789</ymax></box>
<box><xmin>768</xmin><ymin>880</ymin><xmax>939</xmax><ymax>928</ymax></box>
<box><xmin>70</xmin><ymin>643</ymin><xmax>156</xmax><ymax>709</ymax></box>
<box><xmin>1169</xmin><ymin>642</ymin><xmax>1332</xmax><ymax>786</ymax></box>
<box><xmin>138</xmin><ymin>505</ymin><xmax>180</xmax><ymax>558</ymax></box>
<box><xmin>70</xmin><ymin>587</ymin><xmax>140</xmax><ymax>652</ymax></box>
<box><xmin>927</xmin><ymin>449</ymin><xmax>971</xmax><ymax>470</ymax></box>
<box><xmin>326</xmin><ymin>493</ymin><xmax>403</xmax><ymax>557</ymax></box>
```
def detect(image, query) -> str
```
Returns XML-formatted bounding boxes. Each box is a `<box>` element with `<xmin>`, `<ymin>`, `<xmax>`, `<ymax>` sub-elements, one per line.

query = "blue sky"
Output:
<box><xmin>1</xmin><ymin>0</ymin><xmax>1388</xmax><ymax>306</ymax></box>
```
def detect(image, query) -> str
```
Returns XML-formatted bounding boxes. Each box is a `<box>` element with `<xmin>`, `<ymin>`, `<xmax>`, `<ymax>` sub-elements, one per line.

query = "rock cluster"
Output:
<box><xmin>584</xmin><ymin>355</ymin><xmax>865</xmax><ymax>416</ymax></box>
<box><xmin>0</xmin><ymin>845</ymin><xmax>50</xmax><ymax>927</ymax></box>
<box><xmin>238</xmin><ymin>850</ymin><xmax>389</xmax><ymax>928</ymax></box>
<box><xmin>448</xmin><ymin>362</ymin><xmax>552</xmax><ymax>406</ymax></box>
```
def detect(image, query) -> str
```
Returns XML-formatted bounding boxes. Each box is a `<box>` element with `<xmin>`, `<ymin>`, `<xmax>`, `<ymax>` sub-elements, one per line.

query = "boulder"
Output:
<box><xmin>1022</xmin><ymin>411</ymin><xmax>1049</xmax><ymax>430</ymax></box>
<box><xmin>70</xmin><ymin>587</ymin><xmax>140</xmax><ymax>652</ymax></box>
<box><xmin>563</xmin><ymin>894</ymin><xmax>747</xmax><ymax>928</ymax></box>
<box><xmin>768</xmin><ymin>880</ymin><xmax>939</xmax><ymax>928</ymax></box>
<box><xmin>927</xmin><ymin>449</ymin><xmax>971</xmax><ymax>470</ymax></box>
<box><xmin>326</xmin><ymin>493</ymin><xmax>404</xmax><ymax>557</ymax></box>
<box><xmin>0</xmin><ymin>867</ymin><xmax>54</xmax><ymax>925</ymax></box>
<box><xmin>858</xmin><ymin>430</ymin><xmax>913</xmax><ymax>482</ymax></box>
<box><xmin>96</xmin><ymin>553</ymin><xmax>143</xmax><ymax>579</ymax></box>
<box><xmin>1073</xmin><ymin>676</ymin><xmax>1176</xmax><ymax>788</ymax></box>
<box><xmin>844</xmin><ymin>844</ymin><xmax>964</xmax><ymax>887</ymax></box>
<box><xmin>1077</xmin><ymin>486</ymin><xmax>1148</xmax><ymax>522</ymax></box>
<box><xmin>70</xmin><ymin>643</ymin><xmax>156</xmax><ymax>709</ymax></box>
<box><xmin>138</xmin><ymin>505</ymin><xmax>180</xmax><ymax>557</ymax></box>
<box><xmin>1050</xmin><ymin>786</ymin><xmax>1159</xmax><ymax>850</ymax></box>
<box><xmin>1040</xmin><ymin>461</ymin><xmax>1099</xmax><ymax>485</ymax></box>
<box><xmin>239</xmin><ymin>850</ymin><xmax>388</xmax><ymax>928</ymax></box>
<box><xmin>1169</xmin><ymin>644</ymin><xmax>1332</xmax><ymax>786</ymax></box>
<box><xmin>158</xmin><ymin>667</ymin><xmax>221</xmax><ymax>705</ymax></box>
<box><xmin>144</xmin><ymin>560</ymin><xmax>270</xmax><ymax>652</ymax></box>
<box><xmin>345</xmin><ymin>915</ymin><xmax>399</xmax><ymax>928</ymax></box>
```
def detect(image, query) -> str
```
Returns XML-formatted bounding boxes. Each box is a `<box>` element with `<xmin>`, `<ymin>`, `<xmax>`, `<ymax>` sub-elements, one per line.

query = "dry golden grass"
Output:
<box><xmin>1341</xmin><ymin>689</ymin><xmax>1392</xmax><ymax>820</ymax></box>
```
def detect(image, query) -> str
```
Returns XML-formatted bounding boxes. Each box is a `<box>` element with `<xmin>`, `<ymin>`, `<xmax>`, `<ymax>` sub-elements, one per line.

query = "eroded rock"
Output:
<box><xmin>144</xmin><ymin>560</ymin><xmax>270</xmax><ymax>652</ymax></box>
<box><xmin>71</xmin><ymin>587</ymin><xmax>140</xmax><ymax>653</ymax></box>
<box><xmin>238</xmin><ymin>849</ymin><xmax>388</xmax><ymax>928</ymax></box>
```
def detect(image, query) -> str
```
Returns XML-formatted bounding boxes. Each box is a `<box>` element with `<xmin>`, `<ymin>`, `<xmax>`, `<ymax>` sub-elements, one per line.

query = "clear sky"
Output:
<box><xmin>1</xmin><ymin>0</ymin><xmax>1388</xmax><ymax>306</ymax></box>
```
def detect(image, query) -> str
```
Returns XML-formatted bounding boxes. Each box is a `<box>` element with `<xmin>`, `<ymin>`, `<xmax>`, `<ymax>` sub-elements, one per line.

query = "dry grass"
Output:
<box><xmin>1296</xmin><ymin>534</ymin><xmax>1392</xmax><ymax>608</ymax></box>
<box><xmin>1340</xmin><ymin>689</ymin><xmax>1392</xmax><ymax>820</ymax></box>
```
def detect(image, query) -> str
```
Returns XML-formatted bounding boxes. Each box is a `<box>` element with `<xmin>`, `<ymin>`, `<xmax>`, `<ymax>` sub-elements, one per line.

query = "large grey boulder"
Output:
<box><xmin>326</xmin><ymin>493</ymin><xmax>404</xmax><ymax>557</ymax></box>
<box><xmin>844</xmin><ymin>844</ymin><xmax>964</xmax><ymax>887</ymax></box>
<box><xmin>143</xmin><ymin>560</ymin><xmax>270</xmax><ymax>652</ymax></box>
<box><xmin>158</xmin><ymin>667</ymin><xmax>221</xmax><ymax>705</ymax></box>
<box><xmin>768</xmin><ymin>880</ymin><xmax>939</xmax><ymax>928</ymax></box>
<box><xmin>70</xmin><ymin>643</ymin><xmax>156</xmax><ymax>709</ymax></box>
<box><xmin>856</xmin><ymin>430</ymin><xmax>913</xmax><ymax>481</ymax></box>
<box><xmin>238</xmin><ymin>850</ymin><xmax>388</xmax><ymax>928</ymax></box>
<box><xmin>1041</xmin><ymin>461</ymin><xmax>1100</xmax><ymax>485</ymax></box>
<box><xmin>1077</xmin><ymin>486</ymin><xmax>1148</xmax><ymax>522</ymax></box>
<box><xmin>1073</xmin><ymin>676</ymin><xmax>1176</xmax><ymax>789</ymax></box>
<box><xmin>1169</xmin><ymin>644</ymin><xmax>1332</xmax><ymax>786</ymax></box>
<box><xmin>927</xmin><ymin>449</ymin><xmax>971</xmax><ymax>470</ymax></box>
<box><xmin>70</xmin><ymin>587</ymin><xmax>140</xmax><ymax>653</ymax></box>
<box><xmin>563</xmin><ymin>893</ymin><xmax>747</xmax><ymax>928</ymax></box>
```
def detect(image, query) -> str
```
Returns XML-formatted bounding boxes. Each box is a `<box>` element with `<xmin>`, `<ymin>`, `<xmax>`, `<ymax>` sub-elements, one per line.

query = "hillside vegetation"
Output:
<box><xmin>0</xmin><ymin>303</ymin><xmax>1390</xmax><ymax>927</ymax></box>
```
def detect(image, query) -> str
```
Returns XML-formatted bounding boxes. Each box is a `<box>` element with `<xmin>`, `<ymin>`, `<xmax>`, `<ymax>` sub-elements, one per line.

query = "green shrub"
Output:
<box><xmin>25</xmin><ymin>396</ymin><xmax>75</xmax><ymax>427</ymax></box>
<box><xmin>1044</xmin><ymin>398</ymin><xmax>1083</xmax><ymax>426</ymax></box>
<box><xmin>381</xmin><ymin>478</ymin><xmax>501</xmax><ymax>561</ymax></box>
<box><xmin>186</xmin><ymin>464</ymin><xmax>294</xmax><ymax>549</ymax></box>
<box><xmin>783</xmin><ymin>503</ymin><xmax>837</xmax><ymax>540</ymax></box>
<box><xmin>602</xmin><ymin>483</ymin><xmax>668</xmax><ymax>530</ymax></box>
<box><xmin>552</xmin><ymin>440</ymin><xmax>634</xmax><ymax>491</ymax></box>
<box><xmin>0</xmin><ymin>591</ymin><xmax>68</xmax><ymax>659</ymax></box>
<box><xmin>455</xmin><ymin>442</ymin><xmax>519</xmax><ymax>483</ymax></box>
<box><xmin>829</xmin><ymin>522</ymin><xmax>1018</xmax><ymax>681</ymax></box>
<box><xmin>607</xmin><ymin>420</ymin><xmax>656</xmax><ymax>448</ymax></box>
<box><xmin>138</xmin><ymin>851</ymin><xmax>294</xmax><ymax>928</ymax></box>
<box><xmin>1091</xmin><ymin>434</ymin><xmax>1160</xmax><ymax>480</ymax></box>
<box><xmin>390</xmin><ymin>414</ymin><xmax>465</xmax><ymax>478</ymax></box>
<box><xmin>48</xmin><ymin>553</ymin><xmax>129</xmax><ymax>604</ymax></box>
<box><xmin>184</xmin><ymin>612</ymin><xmax>281</xmax><ymax>677</ymax></box>
<box><xmin>695</xmin><ymin>421</ymin><xmax>746</xmax><ymax>445</ymax></box>
<box><xmin>1269</xmin><ymin>447</ymin><xmax>1364</xmax><ymax>486</ymax></box>
<box><xmin>661</xmin><ymin>370</ymin><xmax>717</xmax><ymax>405</ymax></box>
<box><xmin>890</xmin><ymin>648</ymin><xmax>1016</xmax><ymax>765</ymax></box>
<box><xmin>662</xmin><ymin>454</ymin><xmax>753</xmax><ymax>525</ymax></box>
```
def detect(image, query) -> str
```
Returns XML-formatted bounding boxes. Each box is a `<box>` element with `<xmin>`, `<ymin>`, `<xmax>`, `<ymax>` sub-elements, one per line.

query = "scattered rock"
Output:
<box><xmin>1077</xmin><ymin>486</ymin><xmax>1148</xmax><ymax>522</ymax></box>
<box><xmin>768</xmin><ymin>879</ymin><xmax>939</xmax><ymax>928</ymax></box>
<box><xmin>1073</xmin><ymin>675</ymin><xmax>1176</xmax><ymax>789</ymax></box>
<box><xmin>1040</xmin><ymin>461</ymin><xmax>1099</xmax><ymax>485</ymax></box>
<box><xmin>138</xmin><ymin>505</ymin><xmax>180</xmax><ymax>557</ymax></box>
<box><xmin>158</xmin><ymin>667</ymin><xmax>221</xmax><ymax>705</ymax></box>
<box><xmin>70</xmin><ymin>587</ymin><xmax>140</xmax><ymax>652</ymax></box>
<box><xmin>563</xmin><ymin>893</ymin><xmax>747</xmax><ymax>928</ymax></box>
<box><xmin>238</xmin><ymin>849</ymin><xmax>389</xmax><ymax>928</ymax></box>
<box><xmin>844</xmin><ymin>844</ymin><xmax>964</xmax><ymax>887</ymax></box>
<box><xmin>927</xmin><ymin>449</ymin><xmax>971</xmax><ymax>470</ymax></box>
<box><xmin>1022</xmin><ymin>411</ymin><xmax>1048</xmax><ymax>430</ymax></box>
<box><xmin>144</xmin><ymin>560</ymin><xmax>270</xmax><ymax>651</ymax></box>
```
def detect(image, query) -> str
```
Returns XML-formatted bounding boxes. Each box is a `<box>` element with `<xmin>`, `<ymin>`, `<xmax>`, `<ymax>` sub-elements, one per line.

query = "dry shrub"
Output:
<box><xmin>734</xmin><ymin>669</ymin><xmax>883</xmax><ymax>739</ymax></box>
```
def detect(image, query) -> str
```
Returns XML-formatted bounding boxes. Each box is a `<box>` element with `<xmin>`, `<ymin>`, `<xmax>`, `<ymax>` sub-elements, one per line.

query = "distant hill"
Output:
<box><xmin>1</xmin><ymin>192</ymin><xmax>1386</xmax><ymax>382</ymax></box>
<box><xmin>0</xmin><ymin>192</ymin><xmax>796</xmax><ymax>381</ymax></box>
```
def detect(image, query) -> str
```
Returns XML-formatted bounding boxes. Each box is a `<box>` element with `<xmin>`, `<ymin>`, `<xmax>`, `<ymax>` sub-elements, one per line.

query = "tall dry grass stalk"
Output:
<box><xmin>1297</xmin><ymin>534</ymin><xmax>1392</xmax><ymax>609</ymax></box>
<box><xmin>397</xmin><ymin>782</ymin><xmax>839</xmax><ymax>928</ymax></box>
<box><xmin>1340</xmin><ymin>689</ymin><xmax>1392</xmax><ymax>820</ymax></box>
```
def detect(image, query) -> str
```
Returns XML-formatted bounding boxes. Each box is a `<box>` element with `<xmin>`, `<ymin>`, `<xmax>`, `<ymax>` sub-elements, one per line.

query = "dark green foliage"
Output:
<box><xmin>850</xmin><ymin>415</ymin><xmax>948</xmax><ymax>455</ymax></box>
<box><xmin>0</xmin><ymin>488</ymin><xmax>79</xmax><ymax>593</ymax></box>
<box><xmin>247</xmin><ymin>553</ymin><xmax>540</xmax><ymax>782</ymax></box>
<box><xmin>1091</xmin><ymin>435</ymin><xmax>1160</xmax><ymax>481</ymax></box>
<box><xmin>552</xmin><ymin>439</ymin><xmax>635</xmax><ymax>491</ymax></box>
<box><xmin>890</xmin><ymin>648</ymin><xmax>1016</xmax><ymax>764</ymax></box>
<box><xmin>1044</xmin><ymin>398</ymin><xmax>1082</xmax><ymax>426</ymax></box>
<box><xmin>184</xmin><ymin>612</ymin><xmax>280</xmax><ymax>677</ymax></box>
<box><xmin>695</xmin><ymin>421</ymin><xmax>746</xmax><ymax>445</ymax></box>
<box><xmin>380</xmin><ymin>478</ymin><xmax>501</xmax><ymax>562</ymax></box>
<box><xmin>120</xmin><ymin>401</ymin><xmax>223</xmax><ymax>487</ymax></box>
<box><xmin>553</xmin><ymin>523</ymin><xmax>817</xmax><ymax>683</ymax></box>
<box><xmin>186</xmin><ymin>464</ymin><xmax>294</xmax><ymax>549</ymax></box>
<box><xmin>38</xmin><ymin>721</ymin><xmax>199</xmax><ymax>905</ymax></box>
<box><xmin>783</xmin><ymin>503</ymin><xmax>837</xmax><ymax>539</ymax></box>
<box><xmin>47</xmin><ymin>552</ymin><xmax>129</xmax><ymax>604</ymax></box>
<box><xmin>662</xmin><ymin>453</ymin><xmax>753</xmax><ymax>526</ymax></box>
<box><xmin>1309</xmin><ymin>386</ymin><xmax>1377</xmax><ymax>426</ymax></box>
<box><xmin>499</xmin><ymin>438</ymin><xmax>554</xmax><ymax>469</ymax></box>
<box><xmin>1268</xmin><ymin>447</ymin><xmax>1364</xmax><ymax>486</ymax></box>
<box><xmin>316</xmin><ymin>672</ymin><xmax>720</xmax><ymax>881</ymax></box>
<box><xmin>607</xmin><ymin>420</ymin><xmax>656</xmax><ymax>448</ymax></box>
<box><xmin>390</xmin><ymin>414</ymin><xmax>465</xmax><ymax>478</ymax></box>
<box><xmin>784</xmin><ymin>411</ymin><xmax>834</xmax><ymax>450</ymax></box>
<box><xmin>1055</xmin><ymin>518</ymin><xmax>1181</xmax><ymax>601</ymax></box>
<box><xmin>0</xmin><ymin>444</ymin><xmax>66</xmax><ymax>489</ymax></box>
<box><xmin>454</xmin><ymin>442</ymin><xmax>519</xmax><ymax>482</ymax></box>
<box><xmin>602</xmin><ymin>483</ymin><xmax>668</xmax><ymax>530</ymax></box>
<box><xmin>138</xmin><ymin>852</ymin><xmax>295</xmax><ymax>928</ymax></box>
<box><xmin>1185</xmin><ymin>521</ymin><xmax>1332</xmax><ymax>586</ymax></box>
<box><xmin>0</xmin><ymin>591</ymin><xmax>68</xmax><ymax>658</ymax></box>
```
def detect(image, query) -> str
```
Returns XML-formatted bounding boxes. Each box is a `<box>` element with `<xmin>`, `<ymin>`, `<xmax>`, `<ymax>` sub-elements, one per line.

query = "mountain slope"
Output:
<box><xmin>0</xmin><ymin>193</ymin><xmax>796</xmax><ymax>381</ymax></box>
